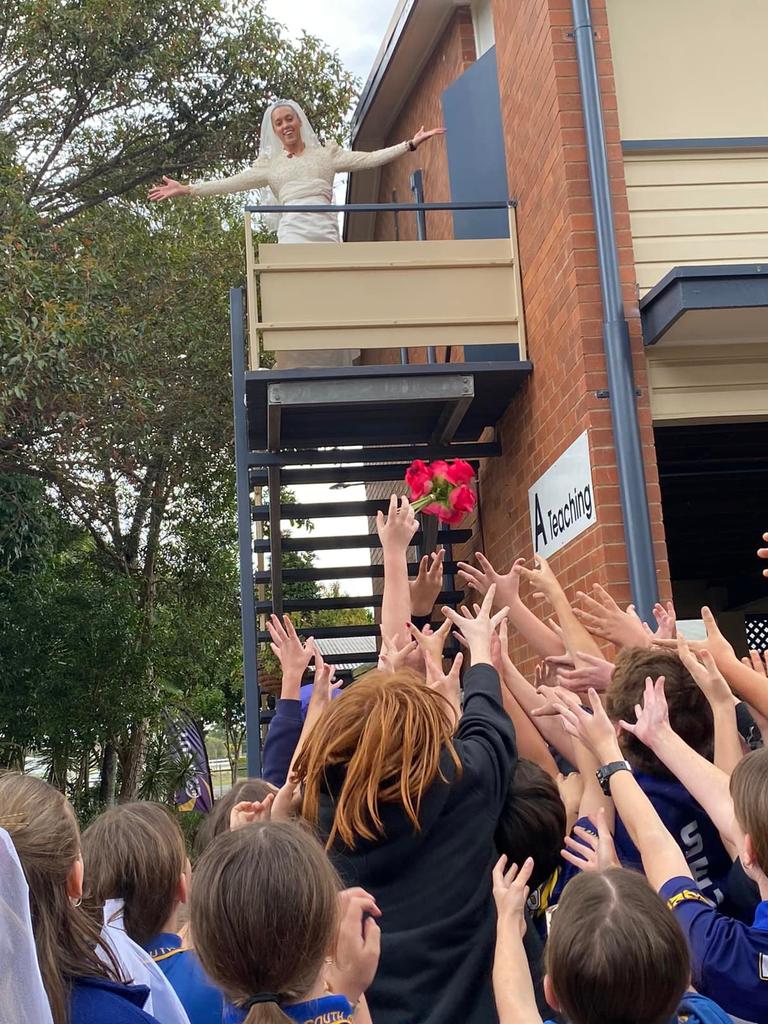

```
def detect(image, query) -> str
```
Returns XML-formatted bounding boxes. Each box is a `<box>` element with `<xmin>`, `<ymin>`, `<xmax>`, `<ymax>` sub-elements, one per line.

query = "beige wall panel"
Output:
<box><xmin>606</xmin><ymin>0</ymin><xmax>768</xmax><ymax>141</ymax></box>
<box><xmin>647</xmin><ymin>343</ymin><xmax>768</xmax><ymax>423</ymax></box>
<box><xmin>625</xmin><ymin>152</ymin><xmax>768</xmax><ymax>294</ymax></box>
<box><xmin>254</xmin><ymin>237</ymin><xmax>521</xmax><ymax>354</ymax></box>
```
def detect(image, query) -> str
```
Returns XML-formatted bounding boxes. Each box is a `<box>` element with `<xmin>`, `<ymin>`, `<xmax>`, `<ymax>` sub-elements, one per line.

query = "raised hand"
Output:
<box><xmin>456</xmin><ymin>552</ymin><xmax>524</xmax><ymax>610</ymax></box>
<box><xmin>652</xmin><ymin>601</ymin><xmax>677</xmax><ymax>640</ymax></box>
<box><xmin>376</xmin><ymin>494</ymin><xmax>418</xmax><ymax>553</ymax></box>
<box><xmin>442</xmin><ymin>584</ymin><xmax>509</xmax><ymax>666</ymax></box>
<box><xmin>554</xmin><ymin>652</ymin><xmax>615</xmax><ymax>694</ymax></box>
<box><xmin>271</xmin><ymin>773</ymin><xmax>302</xmax><ymax>822</ymax></box>
<box><xmin>148</xmin><ymin>175</ymin><xmax>191</xmax><ymax>201</ymax></box>
<box><xmin>378</xmin><ymin>634</ymin><xmax>418</xmax><ymax>673</ymax></box>
<box><xmin>758</xmin><ymin>532</ymin><xmax>768</xmax><ymax>577</ymax></box>
<box><xmin>561</xmin><ymin>806</ymin><xmax>619</xmax><ymax>873</ymax></box>
<box><xmin>618</xmin><ymin>676</ymin><xmax>671</xmax><ymax>749</ymax></box>
<box><xmin>745</xmin><ymin>649</ymin><xmax>768</xmax><ymax>678</ymax></box>
<box><xmin>409</xmin><ymin>549</ymin><xmax>445</xmax><ymax>617</ymax></box>
<box><xmin>555</xmin><ymin>687</ymin><xmax>622</xmax><ymax>764</ymax></box>
<box><xmin>653</xmin><ymin>606</ymin><xmax>736</xmax><ymax>668</ymax></box>
<box><xmin>678</xmin><ymin>635</ymin><xmax>733</xmax><ymax>707</ymax></box>
<box><xmin>326</xmin><ymin>888</ymin><xmax>382</xmax><ymax>1005</ymax></box>
<box><xmin>517</xmin><ymin>554</ymin><xmax>563</xmax><ymax>604</ymax></box>
<box><xmin>267</xmin><ymin>613</ymin><xmax>315</xmax><ymax>692</ymax></box>
<box><xmin>573</xmin><ymin>583</ymin><xmax>650</xmax><ymax>649</ymax></box>
<box><xmin>425</xmin><ymin>651</ymin><xmax>463</xmax><ymax>726</ymax></box>
<box><xmin>492</xmin><ymin>855</ymin><xmax>534</xmax><ymax>937</ymax></box>
<box><xmin>306</xmin><ymin>649</ymin><xmax>342</xmax><ymax>716</ymax></box>
<box><xmin>229</xmin><ymin>795</ymin><xmax>275</xmax><ymax>830</ymax></box>
<box><xmin>412</xmin><ymin>125</ymin><xmax>446</xmax><ymax>147</ymax></box>
<box><xmin>408</xmin><ymin>617</ymin><xmax>452</xmax><ymax>665</ymax></box>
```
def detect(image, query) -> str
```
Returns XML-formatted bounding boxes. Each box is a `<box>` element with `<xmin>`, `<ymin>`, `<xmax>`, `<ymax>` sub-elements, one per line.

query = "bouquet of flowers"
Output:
<box><xmin>405</xmin><ymin>459</ymin><xmax>477</xmax><ymax>525</ymax></box>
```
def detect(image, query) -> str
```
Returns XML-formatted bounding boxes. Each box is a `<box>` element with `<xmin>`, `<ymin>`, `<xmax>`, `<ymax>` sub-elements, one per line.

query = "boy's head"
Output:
<box><xmin>545</xmin><ymin>868</ymin><xmax>689</xmax><ymax>1024</ymax></box>
<box><xmin>730</xmin><ymin>747</ymin><xmax>768</xmax><ymax>883</ymax></box>
<box><xmin>82</xmin><ymin>802</ymin><xmax>188</xmax><ymax>946</ymax></box>
<box><xmin>607</xmin><ymin>649</ymin><xmax>713</xmax><ymax>778</ymax></box>
<box><xmin>495</xmin><ymin>759</ymin><xmax>566</xmax><ymax>891</ymax></box>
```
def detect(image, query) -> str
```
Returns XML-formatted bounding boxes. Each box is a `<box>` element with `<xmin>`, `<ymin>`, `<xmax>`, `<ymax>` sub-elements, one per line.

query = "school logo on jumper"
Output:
<box><xmin>528</xmin><ymin>431</ymin><xmax>597</xmax><ymax>558</ymax></box>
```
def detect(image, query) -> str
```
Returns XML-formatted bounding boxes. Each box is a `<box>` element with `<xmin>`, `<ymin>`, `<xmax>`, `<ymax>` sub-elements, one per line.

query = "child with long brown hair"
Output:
<box><xmin>293</xmin><ymin>583</ymin><xmax>516</xmax><ymax>1024</ymax></box>
<box><xmin>82</xmin><ymin>802</ymin><xmax>223</xmax><ymax>1024</ymax></box>
<box><xmin>191</xmin><ymin>820</ymin><xmax>380</xmax><ymax>1024</ymax></box>
<box><xmin>0</xmin><ymin>773</ymin><xmax>160</xmax><ymax>1024</ymax></box>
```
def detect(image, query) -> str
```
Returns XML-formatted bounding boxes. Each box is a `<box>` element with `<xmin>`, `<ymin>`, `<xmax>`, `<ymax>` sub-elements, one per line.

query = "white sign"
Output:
<box><xmin>528</xmin><ymin>431</ymin><xmax>597</xmax><ymax>558</ymax></box>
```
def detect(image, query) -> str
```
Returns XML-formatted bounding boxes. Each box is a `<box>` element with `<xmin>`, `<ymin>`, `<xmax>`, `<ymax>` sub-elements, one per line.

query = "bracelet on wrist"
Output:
<box><xmin>407</xmin><ymin>139</ymin><xmax>417</xmax><ymax>152</ymax></box>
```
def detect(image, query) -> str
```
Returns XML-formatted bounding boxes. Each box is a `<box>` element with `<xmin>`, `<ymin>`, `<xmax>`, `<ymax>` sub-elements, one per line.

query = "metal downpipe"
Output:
<box><xmin>571</xmin><ymin>0</ymin><xmax>658</xmax><ymax>620</ymax></box>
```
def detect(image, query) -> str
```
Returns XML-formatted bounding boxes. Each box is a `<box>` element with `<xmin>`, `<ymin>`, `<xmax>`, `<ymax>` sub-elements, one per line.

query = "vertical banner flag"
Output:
<box><xmin>166</xmin><ymin>711</ymin><xmax>214</xmax><ymax>814</ymax></box>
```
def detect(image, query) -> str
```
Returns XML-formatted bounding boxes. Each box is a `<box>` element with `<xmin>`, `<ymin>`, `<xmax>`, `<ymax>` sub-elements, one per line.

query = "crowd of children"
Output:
<box><xmin>2</xmin><ymin>497</ymin><xmax>768</xmax><ymax>1024</ymax></box>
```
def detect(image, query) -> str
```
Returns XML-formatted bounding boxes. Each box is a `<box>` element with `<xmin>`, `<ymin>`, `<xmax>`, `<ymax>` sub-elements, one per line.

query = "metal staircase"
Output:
<box><xmin>230</xmin><ymin>198</ymin><xmax>532</xmax><ymax>775</ymax></box>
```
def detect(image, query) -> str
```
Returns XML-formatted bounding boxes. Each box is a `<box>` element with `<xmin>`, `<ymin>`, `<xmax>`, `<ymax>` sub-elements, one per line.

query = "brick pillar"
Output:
<box><xmin>478</xmin><ymin>0</ymin><xmax>670</xmax><ymax>673</ymax></box>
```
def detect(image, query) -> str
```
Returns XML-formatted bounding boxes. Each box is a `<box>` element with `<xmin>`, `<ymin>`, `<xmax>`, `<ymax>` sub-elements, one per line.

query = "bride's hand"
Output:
<box><xmin>412</xmin><ymin>125</ymin><xmax>446</xmax><ymax>148</ymax></box>
<box><xmin>148</xmin><ymin>176</ymin><xmax>191</xmax><ymax>201</ymax></box>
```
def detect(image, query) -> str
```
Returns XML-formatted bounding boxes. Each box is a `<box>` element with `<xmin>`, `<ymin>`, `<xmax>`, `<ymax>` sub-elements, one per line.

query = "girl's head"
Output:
<box><xmin>544</xmin><ymin>869</ymin><xmax>689</xmax><ymax>1024</ymax></box>
<box><xmin>191</xmin><ymin>821</ymin><xmax>340</xmax><ymax>1024</ymax></box>
<box><xmin>81</xmin><ymin>802</ymin><xmax>189</xmax><ymax>947</ymax></box>
<box><xmin>294</xmin><ymin>669</ymin><xmax>461</xmax><ymax>848</ymax></box>
<box><xmin>0</xmin><ymin>773</ymin><xmax>117</xmax><ymax>1024</ymax></box>
<box><xmin>195</xmin><ymin>778</ymin><xmax>278</xmax><ymax>857</ymax></box>
<box><xmin>270</xmin><ymin>104</ymin><xmax>303</xmax><ymax>148</ymax></box>
<box><xmin>730</xmin><ymin>746</ymin><xmax>768</xmax><ymax>883</ymax></box>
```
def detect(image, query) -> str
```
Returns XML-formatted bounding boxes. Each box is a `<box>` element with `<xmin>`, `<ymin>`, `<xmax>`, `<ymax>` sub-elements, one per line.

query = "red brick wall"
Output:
<box><xmin>476</xmin><ymin>0</ymin><xmax>670</xmax><ymax>673</ymax></box>
<box><xmin>361</xmin><ymin>0</ymin><xmax>671</xmax><ymax>674</ymax></box>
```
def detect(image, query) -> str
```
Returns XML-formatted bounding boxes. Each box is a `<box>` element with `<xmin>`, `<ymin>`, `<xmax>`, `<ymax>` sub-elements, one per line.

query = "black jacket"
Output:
<box><xmin>317</xmin><ymin>664</ymin><xmax>517</xmax><ymax>1024</ymax></box>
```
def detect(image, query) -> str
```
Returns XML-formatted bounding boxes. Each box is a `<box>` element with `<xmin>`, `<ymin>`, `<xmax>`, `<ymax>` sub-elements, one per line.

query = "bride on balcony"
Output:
<box><xmin>149</xmin><ymin>99</ymin><xmax>444</xmax><ymax>244</ymax></box>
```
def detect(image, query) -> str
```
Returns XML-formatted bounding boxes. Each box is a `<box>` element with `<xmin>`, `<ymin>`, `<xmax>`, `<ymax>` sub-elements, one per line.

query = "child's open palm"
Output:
<box><xmin>618</xmin><ymin>675</ymin><xmax>671</xmax><ymax>747</ymax></box>
<box><xmin>492</xmin><ymin>855</ymin><xmax>534</xmax><ymax>938</ymax></box>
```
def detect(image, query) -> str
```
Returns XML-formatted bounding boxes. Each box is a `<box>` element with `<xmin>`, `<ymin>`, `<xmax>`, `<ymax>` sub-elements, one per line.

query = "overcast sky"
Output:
<box><xmin>264</xmin><ymin>0</ymin><xmax>398</xmax><ymax>84</ymax></box>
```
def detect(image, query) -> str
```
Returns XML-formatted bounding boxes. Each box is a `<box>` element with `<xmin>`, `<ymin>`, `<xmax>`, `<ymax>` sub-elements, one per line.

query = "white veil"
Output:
<box><xmin>257</xmin><ymin>99</ymin><xmax>322</xmax><ymax>231</ymax></box>
<box><xmin>0</xmin><ymin>827</ymin><xmax>54</xmax><ymax>1024</ymax></box>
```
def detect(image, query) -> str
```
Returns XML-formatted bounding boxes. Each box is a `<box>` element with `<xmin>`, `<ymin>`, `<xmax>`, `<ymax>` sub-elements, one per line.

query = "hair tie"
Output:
<box><xmin>243</xmin><ymin>993</ymin><xmax>280</xmax><ymax>1009</ymax></box>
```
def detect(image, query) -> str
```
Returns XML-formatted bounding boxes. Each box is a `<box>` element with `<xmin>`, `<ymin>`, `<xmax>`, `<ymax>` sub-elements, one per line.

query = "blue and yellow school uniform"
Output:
<box><xmin>70</xmin><ymin>976</ymin><xmax>160</xmax><ymax>1023</ymax></box>
<box><xmin>660</xmin><ymin>875</ymin><xmax>768</xmax><ymax>1024</ymax></box>
<box><xmin>146</xmin><ymin>933</ymin><xmax>224</xmax><ymax>1024</ymax></box>
<box><xmin>543</xmin><ymin>991</ymin><xmax>732</xmax><ymax>1024</ymax></box>
<box><xmin>224</xmin><ymin>994</ymin><xmax>355</xmax><ymax>1024</ymax></box>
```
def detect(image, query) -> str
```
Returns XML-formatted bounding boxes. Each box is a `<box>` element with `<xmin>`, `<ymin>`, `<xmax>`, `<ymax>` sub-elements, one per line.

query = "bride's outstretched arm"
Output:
<box><xmin>331</xmin><ymin>126</ymin><xmax>445</xmax><ymax>172</ymax></box>
<box><xmin>149</xmin><ymin>159</ymin><xmax>270</xmax><ymax>201</ymax></box>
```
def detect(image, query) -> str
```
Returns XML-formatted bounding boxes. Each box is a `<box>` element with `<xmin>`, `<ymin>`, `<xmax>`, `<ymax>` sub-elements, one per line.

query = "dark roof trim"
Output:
<box><xmin>623</xmin><ymin>136</ymin><xmax>768</xmax><ymax>153</ymax></box>
<box><xmin>640</xmin><ymin>264</ymin><xmax>768</xmax><ymax>346</ymax></box>
<box><xmin>350</xmin><ymin>0</ymin><xmax>417</xmax><ymax>145</ymax></box>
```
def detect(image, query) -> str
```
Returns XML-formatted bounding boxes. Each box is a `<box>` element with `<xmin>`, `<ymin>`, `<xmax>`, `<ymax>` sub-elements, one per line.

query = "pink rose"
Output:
<box><xmin>449</xmin><ymin>484</ymin><xmax>476</xmax><ymax>515</ymax></box>
<box><xmin>428</xmin><ymin>460</ymin><xmax>450</xmax><ymax>482</ymax></box>
<box><xmin>444</xmin><ymin>459</ymin><xmax>475</xmax><ymax>486</ymax></box>
<box><xmin>405</xmin><ymin>459</ymin><xmax>434</xmax><ymax>500</ymax></box>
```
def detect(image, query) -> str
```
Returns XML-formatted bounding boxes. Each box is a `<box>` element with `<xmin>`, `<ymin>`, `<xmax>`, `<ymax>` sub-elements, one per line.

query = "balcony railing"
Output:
<box><xmin>243</xmin><ymin>200</ymin><xmax>526</xmax><ymax>370</ymax></box>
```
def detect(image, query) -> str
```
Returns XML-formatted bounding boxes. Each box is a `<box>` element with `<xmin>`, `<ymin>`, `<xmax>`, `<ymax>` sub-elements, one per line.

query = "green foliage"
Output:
<box><xmin>0</xmin><ymin>0</ymin><xmax>362</xmax><ymax>800</ymax></box>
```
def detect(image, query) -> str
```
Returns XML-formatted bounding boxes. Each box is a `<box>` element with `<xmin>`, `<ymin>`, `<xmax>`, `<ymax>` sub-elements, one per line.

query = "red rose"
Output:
<box><xmin>449</xmin><ymin>484</ymin><xmax>476</xmax><ymax>515</ymax></box>
<box><xmin>444</xmin><ymin>459</ymin><xmax>475</xmax><ymax>486</ymax></box>
<box><xmin>438</xmin><ymin>506</ymin><xmax>464</xmax><ymax>525</ymax></box>
<box><xmin>428</xmin><ymin>460</ymin><xmax>450</xmax><ymax>482</ymax></box>
<box><xmin>405</xmin><ymin>459</ymin><xmax>434</xmax><ymax>500</ymax></box>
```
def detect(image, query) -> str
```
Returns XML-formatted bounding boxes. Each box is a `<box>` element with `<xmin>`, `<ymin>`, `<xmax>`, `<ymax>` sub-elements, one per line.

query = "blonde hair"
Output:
<box><xmin>294</xmin><ymin>669</ymin><xmax>461</xmax><ymax>849</ymax></box>
<box><xmin>0</xmin><ymin>773</ymin><xmax>122</xmax><ymax>1024</ymax></box>
<box><xmin>730</xmin><ymin>746</ymin><xmax>768</xmax><ymax>874</ymax></box>
<box><xmin>191</xmin><ymin>822</ymin><xmax>340</xmax><ymax>1024</ymax></box>
<box><xmin>81</xmin><ymin>802</ymin><xmax>187</xmax><ymax>946</ymax></box>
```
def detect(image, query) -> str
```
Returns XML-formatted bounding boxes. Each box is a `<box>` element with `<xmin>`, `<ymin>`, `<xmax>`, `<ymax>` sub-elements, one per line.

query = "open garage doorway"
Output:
<box><xmin>655</xmin><ymin>422</ymin><xmax>768</xmax><ymax>654</ymax></box>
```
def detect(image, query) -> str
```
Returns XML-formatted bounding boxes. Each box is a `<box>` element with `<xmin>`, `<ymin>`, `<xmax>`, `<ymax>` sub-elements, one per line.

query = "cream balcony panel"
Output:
<box><xmin>246</xmin><ymin>234</ymin><xmax>524</xmax><ymax>364</ymax></box>
<box><xmin>647</xmin><ymin>342</ymin><xmax>768</xmax><ymax>424</ymax></box>
<box><xmin>625</xmin><ymin>151</ymin><xmax>768</xmax><ymax>296</ymax></box>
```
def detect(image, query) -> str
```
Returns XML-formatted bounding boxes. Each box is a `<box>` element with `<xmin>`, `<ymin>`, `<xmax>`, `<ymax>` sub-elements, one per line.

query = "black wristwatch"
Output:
<box><xmin>595</xmin><ymin>760</ymin><xmax>632</xmax><ymax>795</ymax></box>
<box><xmin>407</xmin><ymin>139</ymin><xmax>417</xmax><ymax>151</ymax></box>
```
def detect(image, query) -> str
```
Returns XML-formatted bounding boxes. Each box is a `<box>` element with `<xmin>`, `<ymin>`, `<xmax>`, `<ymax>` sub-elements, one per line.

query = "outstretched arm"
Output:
<box><xmin>517</xmin><ymin>556</ymin><xmax>603</xmax><ymax>664</ymax></box>
<box><xmin>332</xmin><ymin>127</ymin><xmax>445</xmax><ymax>172</ymax></box>
<box><xmin>493</xmin><ymin>857</ymin><xmax>543</xmax><ymax>1024</ymax></box>
<box><xmin>555</xmin><ymin>688</ymin><xmax>691</xmax><ymax>892</ymax></box>
<box><xmin>457</xmin><ymin>553</ymin><xmax>565</xmax><ymax>660</ymax></box>
<box><xmin>377</xmin><ymin>495</ymin><xmax>418</xmax><ymax>649</ymax></box>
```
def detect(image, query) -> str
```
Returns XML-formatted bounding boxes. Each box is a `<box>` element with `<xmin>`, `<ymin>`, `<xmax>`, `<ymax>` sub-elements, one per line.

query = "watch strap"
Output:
<box><xmin>596</xmin><ymin>759</ymin><xmax>631</xmax><ymax>795</ymax></box>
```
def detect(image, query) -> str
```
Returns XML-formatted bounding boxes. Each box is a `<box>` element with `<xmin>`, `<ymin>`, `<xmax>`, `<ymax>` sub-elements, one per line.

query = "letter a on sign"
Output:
<box><xmin>528</xmin><ymin>432</ymin><xmax>597</xmax><ymax>558</ymax></box>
